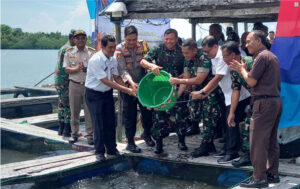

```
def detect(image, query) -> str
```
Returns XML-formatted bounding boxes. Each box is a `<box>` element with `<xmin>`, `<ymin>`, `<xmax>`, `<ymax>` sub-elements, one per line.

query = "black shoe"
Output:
<box><xmin>141</xmin><ymin>134</ymin><xmax>155</xmax><ymax>147</ymax></box>
<box><xmin>240</xmin><ymin>178</ymin><xmax>268</xmax><ymax>188</ymax></box>
<box><xmin>107</xmin><ymin>149</ymin><xmax>122</xmax><ymax>158</ymax></box>
<box><xmin>267</xmin><ymin>173</ymin><xmax>280</xmax><ymax>183</ymax></box>
<box><xmin>87</xmin><ymin>138</ymin><xmax>94</xmax><ymax>145</ymax></box>
<box><xmin>154</xmin><ymin>138</ymin><xmax>163</xmax><ymax>154</ymax></box>
<box><xmin>126</xmin><ymin>143</ymin><xmax>141</xmax><ymax>153</ymax></box>
<box><xmin>191</xmin><ymin>143</ymin><xmax>210</xmax><ymax>158</ymax></box>
<box><xmin>57</xmin><ymin>121</ymin><xmax>64</xmax><ymax>136</ymax></box>
<box><xmin>232</xmin><ymin>153</ymin><xmax>251</xmax><ymax>167</ymax></box>
<box><xmin>62</xmin><ymin>123</ymin><xmax>71</xmax><ymax>137</ymax></box>
<box><xmin>68</xmin><ymin>137</ymin><xmax>78</xmax><ymax>144</ymax></box>
<box><xmin>212</xmin><ymin>149</ymin><xmax>226</xmax><ymax>158</ymax></box>
<box><xmin>217</xmin><ymin>154</ymin><xmax>239</xmax><ymax>164</ymax></box>
<box><xmin>95</xmin><ymin>153</ymin><xmax>106</xmax><ymax>162</ymax></box>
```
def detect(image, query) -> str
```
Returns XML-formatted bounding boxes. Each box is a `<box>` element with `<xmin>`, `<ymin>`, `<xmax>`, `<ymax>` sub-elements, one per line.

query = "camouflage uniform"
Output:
<box><xmin>185</xmin><ymin>50</ymin><xmax>223</xmax><ymax>144</ymax></box>
<box><xmin>55</xmin><ymin>42</ymin><xmax>71</xmax><ymax>127</ymax></box>
<box><xmin>230</xmin><ymin>56</ymin><xmax>253</xmax><ymax>152</ymax></box>
<box><xmin>143</xmin><ymin>43</ymin><xmax>189</xmax><ymax>139</ymax></box>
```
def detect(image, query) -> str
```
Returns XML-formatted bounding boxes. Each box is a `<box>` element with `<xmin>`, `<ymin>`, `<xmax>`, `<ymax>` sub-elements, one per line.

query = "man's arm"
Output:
<box><xmin>140</xmin><ymin>59</ymin><xmax>162</xmax><ymax>75</ymax></box>
<box><xmin>229</xmin><ymin>59</ymin><xmax>257</xmax><ymax>87</ymax></box>
<box><xmin>101</xmin><ymin>76</ymin><xmax>136</xmax><ymax>96</ymax></box>
<box><xmin>191</xmin><ymin>74</ymin><xmax>223</xmax><ymax>99</ymax></box>
<box><xmin>227</xmin><ymin>90</ymin><xmax>240</xmax><ymax>127</ymax></box>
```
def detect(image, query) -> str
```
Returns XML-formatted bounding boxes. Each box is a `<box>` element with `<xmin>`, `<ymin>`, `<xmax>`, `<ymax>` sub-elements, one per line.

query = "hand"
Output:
<box><xmin>126</xmin><ymin>88</ymin><xmax>136</xmax><ymax>97</ymax></box>
<box><xmin>229</xmin><ymin>59</ymin><xmax>246</xmax><ymax>74</ymax></box>
<box><xmin>150</xmin><ymin>65</ymin><xmax>162</xmax><ymax>75</ymax></box>
<box><xmin>130</xmin><ymin>82</ymin><xmax>138</xmax><ymax>94</ymax></box>
<box><xmin>78</xmin><ymin>62</ymin><xmax>85</xmax><ymax>72</ymax></box>
<box><xmin>169</xmin><ymin>77</ymin><xmax>181</xmax><ymax>85</ymax></box>
<box><xmin>227</xmin><ymin>113</ymin><xmax>236</xmax><ymax>127</ymax></box>
<box><xmin>191</xmin><ymin>91</ymin><xmax>209</xmax><ymax>99</ymax></box>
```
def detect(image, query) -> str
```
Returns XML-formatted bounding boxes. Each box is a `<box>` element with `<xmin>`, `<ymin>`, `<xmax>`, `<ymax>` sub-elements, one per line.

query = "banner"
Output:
<box><xmin>271</xmin><ymin>0</ymin><xmax>300</xmax><ymax>129</ymax></box>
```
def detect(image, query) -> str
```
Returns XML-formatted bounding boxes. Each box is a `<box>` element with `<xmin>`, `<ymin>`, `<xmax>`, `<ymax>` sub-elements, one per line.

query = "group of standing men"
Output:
<box><xmin>55</xmin><ymin>24</ymin><xmax>282</xmax><ymax>188</ymax></box>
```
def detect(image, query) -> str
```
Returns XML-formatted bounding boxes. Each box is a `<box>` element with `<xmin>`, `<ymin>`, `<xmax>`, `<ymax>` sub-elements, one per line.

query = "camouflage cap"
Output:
<box><xmin>74</xmin><ymin>30</ymin><xmax>87</xmax><ymax>37</ymax></box>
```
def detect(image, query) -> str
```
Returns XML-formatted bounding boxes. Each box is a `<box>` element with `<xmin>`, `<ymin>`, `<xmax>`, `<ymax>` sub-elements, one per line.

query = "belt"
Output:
<box><xmin>252</xmin><ymin>95</ymin><xmax>279</xmax><ymax>102</ymax></box>
<box><xmin>70</xmin><ymin>80</ymin><xmax>85</xmax><ymax>85</ymax></box>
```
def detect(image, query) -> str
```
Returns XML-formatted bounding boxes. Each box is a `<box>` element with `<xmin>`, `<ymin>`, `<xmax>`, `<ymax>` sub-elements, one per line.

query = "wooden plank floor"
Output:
<box><xmin>1</xmin><ymin>118</ymin><xmax>300</xmax><ymax>188</ymax></box>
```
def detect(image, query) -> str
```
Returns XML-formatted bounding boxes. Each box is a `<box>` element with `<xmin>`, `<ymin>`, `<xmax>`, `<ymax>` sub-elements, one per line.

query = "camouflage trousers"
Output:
<box><xmin>152</xmin><ymin>94</ymin><xmax>190</xmax><ymax>140</ymax></box>
<box><xmin>188</xmin><ymin>97</ymin><xmax>221</xmax><ymax>144</ymax></box>
<box><xmin>55</xmin><ymin>81</ymin><xmax>70</xmax><ymax>124</ymax></box>
<box><xmin>241</xmin><ymin>106</ymin><xmax>253</xmax><ymax>152</ymax></box>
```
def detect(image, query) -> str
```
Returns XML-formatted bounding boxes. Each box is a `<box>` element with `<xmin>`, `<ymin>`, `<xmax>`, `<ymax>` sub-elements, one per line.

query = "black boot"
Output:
<box><xmin>191</xmin><ymin>142</ymin><xmax>210</xmax><ymax>158</ymax></box>
<box><xmin>126</xmin><ymin>139</ymin><xmax>141</xmax><ymax>153</ymax></box>
<box><xmin>58</xmin><ymin>121</ymin><xmax>64</xmax><ymax>136</ymax></box>
<box><xmin>232</xmin><ymin>152</ymin><xmax>251</xmax><ymax>167</ymax></box>
<box><xmin>141</xmin><ymin>133</ymin><xmax>155</xmax><ymax>147</ymax></box>
<box><xmin>154</xmin><ymin>138</ymin><xmax>163</xmax><ymax>154</ymax></box>
<box><xmin>177</xmin><ymin>135</ymin><xmax>188</xmax><ymax>151</ymax></box>
<box><xmin>63</xmin><ymin>123</ymin><xmax>71</xmax><ymax>137</ymax></box>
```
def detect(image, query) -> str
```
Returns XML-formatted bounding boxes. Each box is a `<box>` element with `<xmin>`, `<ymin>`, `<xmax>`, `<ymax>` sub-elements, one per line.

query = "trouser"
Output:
<box><xmin>188</xmin><ymin>97</ymin><xmax>222</xmax><ymax>144</ymax></box>
<box><xmin>121</xmin><ymin>92</ymin><xmax>152</xmax><ymax>143</ymax></box>
<box><xmin>225</xmin><ymin>97</ymin><xmax>250</xmax><ymax>155</ymax></box>
<box><xmin>241</xmin><ymin>106</ymin><xmax>252</xmax><ymax>152</ymax></box>
<box><xmin>250</xmin><ymin>97</ymin><xmax>282</xmax><ymax>180</ymax></box>
<box><xmin>55</xmin><ymin>80</ymin><xmax>70</xmax><ymax>124</ymax></box>
<box><xmin>69</xmin><ymin>81</ymin><xmax>93</xmax><ymax>138</ymax></box>
<box><xmin>216</xmin><ymin>100</ymin><xmax>227</xmax><ymax>137</ymax></box>
<box><xmin>85</xmin><ymin>88</ymin><xmax>116</xmax><ymax>154</ymax></box>
<box><xmin>152</xmin><ymin>95</ymin><xmax>189</xmax><ymax>140</ymax></box>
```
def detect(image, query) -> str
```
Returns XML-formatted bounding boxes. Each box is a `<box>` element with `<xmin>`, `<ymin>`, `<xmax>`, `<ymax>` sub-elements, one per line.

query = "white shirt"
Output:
<box><xmin>85</xmin><ymin>50</ymin><xmax>119</xmax><ymax>92</ymax></box>
<box><xmin>211</xmin><ymin>47</ymin><xmax>250</xmax><ymax>106</ymax></box>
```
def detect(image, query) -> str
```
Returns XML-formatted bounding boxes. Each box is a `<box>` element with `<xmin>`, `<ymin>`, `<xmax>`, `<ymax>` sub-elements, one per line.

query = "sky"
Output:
<box><xmin>1</xmin><ymin>0</ymin><xmax>93</xmax><ymax>35</ymax></box>
<box><xmin>1</xmin><ymin>0</ymin><xmax>276</xmax><ymax>39</ymax></box>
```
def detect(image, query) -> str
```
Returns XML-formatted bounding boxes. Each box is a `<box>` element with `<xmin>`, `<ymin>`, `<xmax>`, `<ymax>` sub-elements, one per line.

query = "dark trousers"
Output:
<box><xmin>85</xmin><ymin>88</ymin><xmax>116</xmax><ymax>154</ymax></box>
<box><xmin>121</xmin><ymin>92</ymin><xmax>152</xmax><ymax>143</ymax></box>
<box><xmin>250</xmin><ymin>97</ymin><xmax>282</xmax><ymax>180</ymax></box>
<box><xmin>225</xmin><ymin>97</ymin><xmax>250</xmax><ymax>155</ymax></box>
<box><xmin>216</xmin><ymin>100</ymin><xmax>226</xmax><ymax>138</ymax></box>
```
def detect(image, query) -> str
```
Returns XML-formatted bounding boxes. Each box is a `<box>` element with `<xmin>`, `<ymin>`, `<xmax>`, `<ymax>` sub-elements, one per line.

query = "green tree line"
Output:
<box><xmin>1</xmin><ymin>24</ymin><xmax>92</xmax><ymax>49</ymax></box>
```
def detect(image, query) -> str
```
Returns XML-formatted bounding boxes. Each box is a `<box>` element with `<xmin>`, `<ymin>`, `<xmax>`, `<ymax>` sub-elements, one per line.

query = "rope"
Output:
<box><xmin>34</xmin><ymin>71</ymin><xmax>55</xmax><ymax>86</ymax></box>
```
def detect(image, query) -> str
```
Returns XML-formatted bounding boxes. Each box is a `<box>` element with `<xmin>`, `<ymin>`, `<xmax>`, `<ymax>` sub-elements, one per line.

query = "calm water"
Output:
<box><xmin>1</xmin><ymin>49</ymin><xmax>58</xmax><ymax>89</ymax></box>
<box><xmin>59</xmin><ymin>170</ymin><xmax>221</xmax><ymax>189</ymax></box>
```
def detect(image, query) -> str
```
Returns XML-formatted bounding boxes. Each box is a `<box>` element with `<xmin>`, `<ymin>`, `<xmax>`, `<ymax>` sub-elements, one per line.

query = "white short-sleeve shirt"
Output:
<box><xmin>211</xmin><ymin>47</ymin><xmax>250</xmax><ymax>106</ymax></box>
<box><xmin>85</xmin><ymin>50</ymin><xmax>119</xmax><ymax>92</ymax></box>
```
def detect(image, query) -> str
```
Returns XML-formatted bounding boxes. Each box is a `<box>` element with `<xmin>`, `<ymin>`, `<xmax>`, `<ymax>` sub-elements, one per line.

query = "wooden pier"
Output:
<box><xmin>1</xmin><ymin>117</ymin><xmax>300</xmax><ymax>188</ymax></box>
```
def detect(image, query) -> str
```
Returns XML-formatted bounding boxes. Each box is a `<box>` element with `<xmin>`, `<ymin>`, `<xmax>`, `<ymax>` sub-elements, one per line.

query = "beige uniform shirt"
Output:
<box><xmin>63</xmin><ymin>46</ymin><xmax>96</xmax><ymax>83</ymax></box>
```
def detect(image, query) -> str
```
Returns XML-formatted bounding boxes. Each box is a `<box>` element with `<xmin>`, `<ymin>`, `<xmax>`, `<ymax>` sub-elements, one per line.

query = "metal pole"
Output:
<box><xmin>115</xmin><ymin>21</ymin><xmax>123</xmax><ymax>142</ymax></box>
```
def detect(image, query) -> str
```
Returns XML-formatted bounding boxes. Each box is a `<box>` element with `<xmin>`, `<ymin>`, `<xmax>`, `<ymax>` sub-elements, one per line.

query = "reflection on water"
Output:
<box><xmin>59</xmin><ymin>170</ymin><xmax>221</xmax><ymax>189</ymax></box>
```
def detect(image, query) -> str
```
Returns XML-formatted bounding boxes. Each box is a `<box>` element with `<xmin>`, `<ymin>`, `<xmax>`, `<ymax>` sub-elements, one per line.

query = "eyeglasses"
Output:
<box><xmin>222</xmin><ymin>53</ymin><xmax>231</xmax><ymax>58</ymax></box>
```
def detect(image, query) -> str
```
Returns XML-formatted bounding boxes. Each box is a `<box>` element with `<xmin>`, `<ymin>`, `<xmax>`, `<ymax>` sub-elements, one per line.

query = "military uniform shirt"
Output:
<box><xmin>231</xmin><ymin>56</ymin><xmax>254</xmax><ymax>93</ymax></box>
<box><xmin>144</xmin><ymin>43</ymin><xmax>184</xmax><ymax>77</ymax></box>
<box><xmin>63</xmin><ymin>46</ymin><xmax>95</xmax><ymax>83</ymax></box>
<box><xmin>183</xmin><ymin>49</ymin><xmax>213</xmax><ymax>90</ymax></box>
<box><xmin>85</xmin><ymin>50</ymin><xmax>119</xmax><ymax>92</ymax></box>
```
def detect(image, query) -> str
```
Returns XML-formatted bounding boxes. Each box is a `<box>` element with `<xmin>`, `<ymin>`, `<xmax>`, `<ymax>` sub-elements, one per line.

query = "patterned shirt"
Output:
<box><xmin>144</xmin><ymin>43</ymin><xmax>184</xmax><ymax>77</ymax></box>
<box><xmin>55</xmin><ymin>41</ymin><xmax>71</xmax><ymax>85</ymax></box>
<box><xmin>230</xmin><ymin>56</ymin><xmax>254</xmax><ymax>93</ymax></box>
<box><xmin>184</xmin><ymin>49</ymin><xmax>213</xmax><ymax>91</ymax></box>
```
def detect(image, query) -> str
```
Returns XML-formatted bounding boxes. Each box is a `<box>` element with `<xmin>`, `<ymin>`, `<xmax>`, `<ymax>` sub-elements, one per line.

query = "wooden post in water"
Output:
<box><xmin>115</xmin><ymin>21</ymin><xmax>123</xmax><ymax>142</ymax></box>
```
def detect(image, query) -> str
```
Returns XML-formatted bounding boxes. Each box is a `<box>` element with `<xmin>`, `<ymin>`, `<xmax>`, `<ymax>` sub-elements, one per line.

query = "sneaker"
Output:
<box><xmin>95</xmin><ymin>153</ymin><xmax>106</xmax><ymax>162</ymax></box>
<box><xmin>232</xmin><ymin>153</ymin><xmax>251</xmax><ymax>167</ymax></box>
<box><xmin>240</xmin><ymin>177</ymin><xmax>268</xmax><ymax>188</ymax></box>
<box><xmin>217</xmin><ymin>154</ymin><xmax>239</xmax><ymax>164</ymax></box>
<box><xmin>267</xmin><ymin>173</ymin><xmax>280</xmax><ymax>183</ymax></box>
<box><xmin>126</xmin><ymin>143</ymin><xmax>141</xmax><ymax>153</ymax></box>
<box><xmin>212</xmin><ymin>149</ymin><xmax>226</xmax><ymax>158</ymax></box>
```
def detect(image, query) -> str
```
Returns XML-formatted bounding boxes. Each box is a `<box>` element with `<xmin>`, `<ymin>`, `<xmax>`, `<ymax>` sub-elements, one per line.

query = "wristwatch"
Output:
<box><xmin>199</xmin><ymin>89</ymin><xmax>206</xmax><ymax>95</ymax></box>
